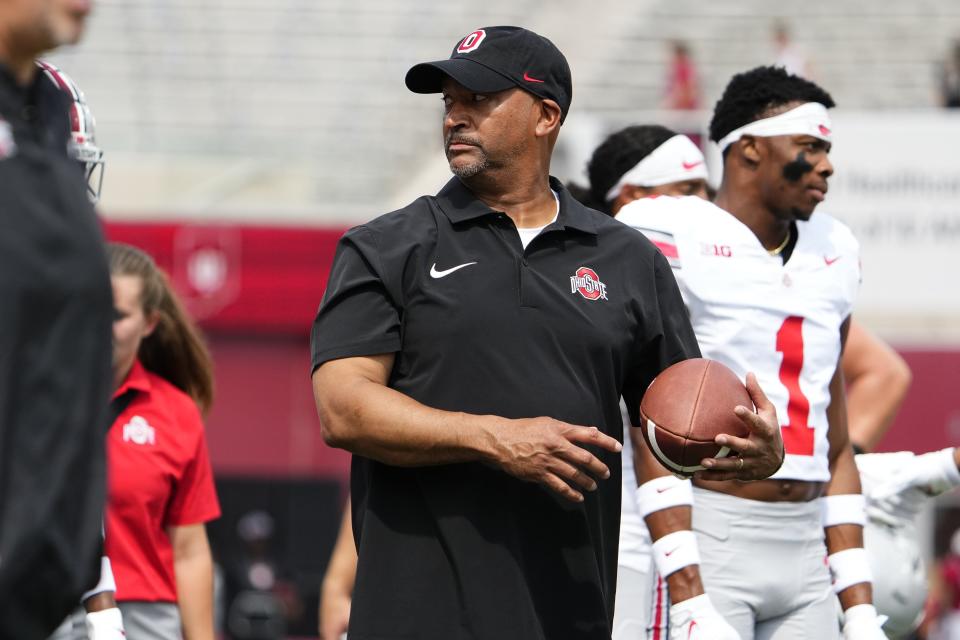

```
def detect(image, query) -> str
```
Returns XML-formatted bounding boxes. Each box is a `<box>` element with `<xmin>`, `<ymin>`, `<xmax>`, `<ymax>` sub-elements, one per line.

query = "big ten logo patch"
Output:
<box><xmin>457</xmin><ymin>30</ymin><xmax>486</xmax><ymax>53</ymax></box>
<box><xmin>123</xmin><ymin>416</ymin><xmax>156</xmax><ymax>446</ymax></box>
<box><xmin>570</xmin><ymin>266</ymin><xmax>608</xmax><ymax>301</ymax></box>
<box><xmin>700</xmin><ymin>243</ymin><xmax>733</xmax><ymax>258</ymax></box>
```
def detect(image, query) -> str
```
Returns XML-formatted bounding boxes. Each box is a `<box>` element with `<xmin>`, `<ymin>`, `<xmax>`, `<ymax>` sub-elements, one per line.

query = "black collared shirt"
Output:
<box><xmin>0</xmin><ymin>64</ymin><xmax>113</xmax><ymax>638</ymax></box>
<box><xmin>311</xmin><ymin>176</ymin><xmax>699</xmax><ymax>639</ymax></box>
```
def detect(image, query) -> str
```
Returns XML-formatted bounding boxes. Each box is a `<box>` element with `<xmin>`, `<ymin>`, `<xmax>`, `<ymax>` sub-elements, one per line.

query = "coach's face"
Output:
<box><xmin>441</xmin><ymin>78</ymin><xmax>540</xmax><ymax>179</ymax></box>
<box><xmin>2</xmin><ymin>0</ymin><xmax>91</xmax><ymax>56</ymax></box>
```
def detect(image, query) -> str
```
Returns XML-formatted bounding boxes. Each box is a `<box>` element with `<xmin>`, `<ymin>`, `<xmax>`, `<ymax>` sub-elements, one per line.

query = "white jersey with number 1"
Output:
<box><xmin>617</xmin><ymin>195</ymin><xmax>859</xmax><ymax>482</ymax></box>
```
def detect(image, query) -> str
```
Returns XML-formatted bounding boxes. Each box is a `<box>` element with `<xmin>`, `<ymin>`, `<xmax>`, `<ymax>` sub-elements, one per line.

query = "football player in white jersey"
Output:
<box><xmin>572</xmin><ymin>120</ymin><xmax>919</xmax><ymax>639</ymax></box>
<box><xmin>36</xmin><ymin>61</ymin><xmax>126</xmax><ymax>640</ymax></box>
<box><xmin>567</xmin><ymin>124</ymin><xmax>709</xmax><ymax>211</ymax></box>
<box><xmin>613</xmin><ymin>66</ymin><xmax>887</xmax><ymax>639</ymax></box>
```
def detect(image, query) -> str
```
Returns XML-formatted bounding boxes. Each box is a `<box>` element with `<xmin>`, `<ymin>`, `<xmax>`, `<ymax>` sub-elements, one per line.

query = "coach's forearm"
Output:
<box><xmin>313</xmin><ymin>355</ymin><xmax>499</xmax><ymax>466</ymax></box>
<box><xmin>321</xmin><ymin>380</ymin><xmax>498</xmax><ymax>466</ymax></box>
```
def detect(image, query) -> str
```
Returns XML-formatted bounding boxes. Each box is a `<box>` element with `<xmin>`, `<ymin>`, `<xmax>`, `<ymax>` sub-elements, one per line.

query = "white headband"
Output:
<box><xmin>605</xmin><ymin>135</ymin><xmax>708</xmax><ymax>202</ymax></box>
<box><xmin>716</xmin><ymin>102</ymin><xmax>833</xmax><ymax>151</ymax></box>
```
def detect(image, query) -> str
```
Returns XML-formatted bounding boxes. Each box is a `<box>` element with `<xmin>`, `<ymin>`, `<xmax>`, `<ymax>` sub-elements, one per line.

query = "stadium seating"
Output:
<box><xmin>48</xmin><ymin>0</ymin><xmax>960</xmax><ymax>221</ymax></box>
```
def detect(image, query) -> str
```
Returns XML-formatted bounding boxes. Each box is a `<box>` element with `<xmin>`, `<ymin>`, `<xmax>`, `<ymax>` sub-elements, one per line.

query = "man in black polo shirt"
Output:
<box><xmin>0</xmin><ymin>2</ymin><xmax>114</xmax><ymax>638</ymax></box>
<box><xmin>311</xmin><ymin>26</ymin><xmax>785</xmax><ymax>639</ymax></box>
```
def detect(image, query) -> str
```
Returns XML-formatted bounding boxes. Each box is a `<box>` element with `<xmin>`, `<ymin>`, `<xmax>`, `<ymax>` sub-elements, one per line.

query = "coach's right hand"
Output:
<box><xmin>486</xmin><ymin>418</ymin><xmax>622</xmax><ymax>503</ymax></box>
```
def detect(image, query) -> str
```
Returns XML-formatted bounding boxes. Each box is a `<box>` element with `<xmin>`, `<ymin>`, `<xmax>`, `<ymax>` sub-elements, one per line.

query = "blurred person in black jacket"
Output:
<box><xmin>0</xmin><ymin>1</ymin><xmax>114</xmax><ymax>638</ymax></box>
<box><xmin>39</xmin><ymin>60</ymin><xmax>124</xmax><ymax>640</ymax></box>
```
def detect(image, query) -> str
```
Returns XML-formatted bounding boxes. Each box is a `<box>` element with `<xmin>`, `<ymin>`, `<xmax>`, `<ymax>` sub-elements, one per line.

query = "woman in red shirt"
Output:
<box><xmin>105</xmin><ymin>242</ymin><xmax>220</xmax><ymax>639</ymax></box>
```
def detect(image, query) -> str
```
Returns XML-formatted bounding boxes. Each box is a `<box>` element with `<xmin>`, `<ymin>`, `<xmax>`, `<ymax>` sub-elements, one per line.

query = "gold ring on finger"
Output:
<box><xmin>737</xmin><ymin>456</ymin><xmax>744</xmax><ymax>471</ymax></box>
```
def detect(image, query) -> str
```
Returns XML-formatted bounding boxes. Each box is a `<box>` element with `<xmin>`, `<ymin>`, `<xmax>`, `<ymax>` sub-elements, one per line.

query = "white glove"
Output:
<box><xmin>670</xmin><ymin>594</ymin><xmax>741</xmax><ymax>640</ymax></box>
<box><xmin>863</xmin><ymin>449</ymin><xmax>960</xmax><ymax>527</ymax></box>
<box><xmin>842</xmin><ymin>604</ymin><xmax>887</xmax><ymax>640</ymax></box>
<box><xmin>85</xmin><ymin>607</ymin><xmax>126</xmax><ymax>639</ymax></box>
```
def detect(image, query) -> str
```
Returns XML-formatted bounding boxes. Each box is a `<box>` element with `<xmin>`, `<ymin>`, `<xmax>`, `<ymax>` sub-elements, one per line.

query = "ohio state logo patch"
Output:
<box><xmin>570</xmin><ymin>266</ymin><xmax>608</xmax><ymax>301</ymax></box>
<box><xmin>457</xmin><ymin>29</ymin><xmax>486</xmax><ymax>53</ymax></box>
<box><xmin>122</xmin><ymin>415</ymin><xmax>156</xmax><ymax>446</ymax></box>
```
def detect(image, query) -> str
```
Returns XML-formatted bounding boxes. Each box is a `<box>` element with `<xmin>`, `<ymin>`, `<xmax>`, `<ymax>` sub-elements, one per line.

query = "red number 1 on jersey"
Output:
<box><xmin>776</xmin><ymin>316</ymin><xmax>814</xmax><ymax>456</ymax></box>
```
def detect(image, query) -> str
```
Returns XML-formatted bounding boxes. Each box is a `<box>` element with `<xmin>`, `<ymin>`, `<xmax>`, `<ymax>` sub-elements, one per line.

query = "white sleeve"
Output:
<box><xmin>615</xmin><ymin>196</ymin><xmax>688</xmax><ymax>271</ymax></box>
<box><xmin>855</xmin><ymin>452</ymin><xmax>916</xmax><ymax>497</ymax></box>
<box><xmin>858</xmin><ymin>450</ymin><xmax>960</xmax><ymax>527</ymax></box>
<box><xmin>615</xmin><ymin>196</ymin><xmax>683</xmax><ymax>237</ymax></box>
<box><xmin>829</xmin><ymin>216</ymin><xmax>861</xmax><ymax>320</ymax></box>
<box><xmin>81</xmin><ymin>556</ymin><xmax>116</xmax><ymax>601</ymax></box>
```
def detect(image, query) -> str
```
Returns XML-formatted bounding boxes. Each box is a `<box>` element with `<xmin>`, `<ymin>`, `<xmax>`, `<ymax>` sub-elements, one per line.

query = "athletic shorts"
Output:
<box><xmin>48</xmin><ymin>602</ymin><xmax>181</xmax><ymax>640</ymax></box>
<box><xmin>691</xmin><ymin>487</ymin><xmax>840</xmax><ymax>640</ymax></box>
<box><xmin>47</xmin><ymin>608</ymin><xmax>86</xmax><ymax>640</ymax></box>
<box><xmin>118</xmin><ymin>601</ymin><xmax>181</xmax><ymax>640</ymax></box>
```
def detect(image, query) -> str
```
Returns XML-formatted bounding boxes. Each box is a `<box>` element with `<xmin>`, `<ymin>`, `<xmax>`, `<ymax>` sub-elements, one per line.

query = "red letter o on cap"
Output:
<box><xmin>457</xmin><ymin>29</ymin><xmax>486</xmax><ymax>53</ymax></box>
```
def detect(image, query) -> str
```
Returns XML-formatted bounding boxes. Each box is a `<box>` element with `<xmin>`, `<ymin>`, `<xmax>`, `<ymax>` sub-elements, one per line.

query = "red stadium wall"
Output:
<box><xmin>203</xmin><ymin>334</ymin><xmax>350</xmax><ymax>480</ymax></box>
<box><xmin>106</xmin><ymin>221</ymin><xmax>346</xmax><ymax>335</ymax></box>
<box><xmin>104</xmin><ymin>221</ymin><xmax>960</xmax><ymax>480</ymax></box>
<box><xmin>877</xmin><ymin>350</ymin><xmax>960</xmax><ymax>454</ymax></box>
<box><xmin>105</xmin><ymin>221</ymin><xmax>351</xmax><ymax>483</ymax></box>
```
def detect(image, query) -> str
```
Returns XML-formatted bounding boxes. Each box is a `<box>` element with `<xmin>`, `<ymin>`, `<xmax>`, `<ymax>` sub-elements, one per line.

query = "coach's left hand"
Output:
<box><xmin>693</xmin><ymin>372</ymin><xmax>784</xmax><ymax>482</ymax></box>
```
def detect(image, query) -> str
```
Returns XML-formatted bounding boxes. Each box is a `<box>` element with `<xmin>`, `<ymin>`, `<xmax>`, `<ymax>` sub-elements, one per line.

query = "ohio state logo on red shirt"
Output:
<box><xmin>570</xmin><ymin>266</ymin><xmax>608</xmax><ymax>301</ymax></box>
<box><xmin>122</xmin><ymin>415</ymin><xmax>156</xmax><ymax>446</ymax></box>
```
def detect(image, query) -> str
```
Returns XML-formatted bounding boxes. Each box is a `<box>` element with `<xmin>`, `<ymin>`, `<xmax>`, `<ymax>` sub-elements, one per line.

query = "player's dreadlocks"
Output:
<box><xmin>569</xmin><ymin>125</ymin><xmax>676</xmax><ymax>214</ymax></box>
<box><xmin>709</xmin><ymin>66</ymin><xmax>835</xmax><ymax>147</ymax></box>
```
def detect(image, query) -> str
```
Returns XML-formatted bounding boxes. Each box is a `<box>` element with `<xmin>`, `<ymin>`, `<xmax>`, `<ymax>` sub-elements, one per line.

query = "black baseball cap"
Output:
<box><xmin>405</xmin><ymin>26</ymin><xmax>573</xmax><ymax>122</ymax></box>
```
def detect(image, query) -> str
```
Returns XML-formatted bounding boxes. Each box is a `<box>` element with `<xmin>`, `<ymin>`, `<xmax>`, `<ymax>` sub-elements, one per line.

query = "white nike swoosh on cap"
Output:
<box><xmin>429</xmin><ymin>261</ymin><xmax>477</xmax><ymax>278</ymax></box>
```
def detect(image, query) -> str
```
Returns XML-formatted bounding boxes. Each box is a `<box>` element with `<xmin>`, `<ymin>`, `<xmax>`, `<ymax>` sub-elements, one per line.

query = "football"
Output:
<box><xmin>639</xmin><ymin>358</ymin><xmax>753</xmax><ymax>477</ymax></box>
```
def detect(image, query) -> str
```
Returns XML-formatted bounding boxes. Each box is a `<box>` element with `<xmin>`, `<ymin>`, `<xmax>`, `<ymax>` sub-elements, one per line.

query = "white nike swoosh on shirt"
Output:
<box><xmin>429</xmin><ymin>262</ymin><xmax>477</xmax><ymax>278</ymax></box>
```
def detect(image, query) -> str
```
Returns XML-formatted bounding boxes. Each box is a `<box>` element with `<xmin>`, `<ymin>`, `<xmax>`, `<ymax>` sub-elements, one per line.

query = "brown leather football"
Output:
<box><xmin>639</xmin><ymin>358</ymin><xmax>753</xmax><ymax>477</ymax></box>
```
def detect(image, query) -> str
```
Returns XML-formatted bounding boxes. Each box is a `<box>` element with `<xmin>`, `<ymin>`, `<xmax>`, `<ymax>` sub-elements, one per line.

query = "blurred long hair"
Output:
<box><xmin>107</xmin><ymin>242</ymin><xmax>214</xmax><ymax>413</ymax></box>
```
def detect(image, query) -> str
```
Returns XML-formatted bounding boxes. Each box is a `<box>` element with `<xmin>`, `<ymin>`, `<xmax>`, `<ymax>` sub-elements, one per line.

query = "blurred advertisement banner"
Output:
<box><xmin>107</xmin><ymin>222</ymin><xmax>347</xmax><ymax>335</ymax></box>
<box><xmin>826</xmin><ymin>111</ymin><xmax>960</xmax><ymax>318</ymax></box>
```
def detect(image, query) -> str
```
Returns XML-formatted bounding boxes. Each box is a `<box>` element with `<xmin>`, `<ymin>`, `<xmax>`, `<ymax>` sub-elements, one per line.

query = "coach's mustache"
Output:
<box><xmin>445</xmin><ymin>134</ymin><xmax>484</xmax><ymax>152</ymax></box>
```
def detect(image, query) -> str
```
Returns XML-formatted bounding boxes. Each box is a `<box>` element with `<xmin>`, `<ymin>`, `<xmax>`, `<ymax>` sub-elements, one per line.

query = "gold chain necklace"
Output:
<box><xmin>767</xmin><ymin>228</ymin><xmax>791</xmax><ymax>256</ymax></box>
